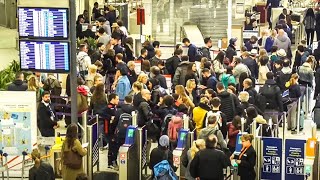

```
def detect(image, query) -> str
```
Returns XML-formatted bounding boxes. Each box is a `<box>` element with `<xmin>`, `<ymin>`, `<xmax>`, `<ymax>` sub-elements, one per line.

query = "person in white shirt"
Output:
<box><xmin>77</xmin><ymin>44</ymin><xmax>92</xmax><ymax>78</ymax></box>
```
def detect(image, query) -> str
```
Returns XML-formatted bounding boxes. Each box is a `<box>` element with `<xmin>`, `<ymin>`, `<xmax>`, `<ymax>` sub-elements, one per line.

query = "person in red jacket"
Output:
<box><xmin>227</xmin><ymin>116</ymin><xmax>241</xmax><ymax>153</ymax></box>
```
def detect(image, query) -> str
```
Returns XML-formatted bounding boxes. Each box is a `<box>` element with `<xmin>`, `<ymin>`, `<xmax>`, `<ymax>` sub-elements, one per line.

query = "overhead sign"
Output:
<box><xmin>261</xmin><ymin>137</ymin><xmax>282</xmax><ymax>180</ymax></box>
<box><xmin>285</xmin><ymin>139</ymin><xmax>306</xmax><ymax>180</ymax></box>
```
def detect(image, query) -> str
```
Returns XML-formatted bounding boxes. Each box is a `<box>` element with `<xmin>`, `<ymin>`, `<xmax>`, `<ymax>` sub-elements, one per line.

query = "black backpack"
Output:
<box><xmin>165</xmin><ymin>57</ymin><xmax>174</xmax><ymax>75</ymax></box>
<box><xmin>161</xmin><ymin>114</ymin><xmax>173</xmax><ymax>136</ymax></box>
<box><xmin>254</xmin><ymin>94</ymin><xmax>267</xmax><ymax>112</ymax></box>
<box><xmin>115</xmin><ymin>113</ymin><xmax>132</xmax><ymax>139</ymax></box>
<box><xmin>260</xmin><ymin>84</ymin><xmax>278</xmax><ymax>110</ymax></box>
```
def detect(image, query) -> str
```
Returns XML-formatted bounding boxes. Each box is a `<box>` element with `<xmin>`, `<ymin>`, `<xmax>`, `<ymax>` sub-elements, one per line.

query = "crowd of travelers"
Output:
<box><xmin>5</xmin><ymin>3</ymin><xmax>320</xmax><ymax>180</ymax></box>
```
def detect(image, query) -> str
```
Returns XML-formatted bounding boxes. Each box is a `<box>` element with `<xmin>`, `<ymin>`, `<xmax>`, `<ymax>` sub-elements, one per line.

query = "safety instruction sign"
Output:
<box><xmin>285</xmin><ymin>139</ymin><xmax>306</xmax><ymax>180</ymax></box>
<box><xmin>261</xmin><ymin>137</ymin><xmax>282</xmax><ymax>180</ymax></box>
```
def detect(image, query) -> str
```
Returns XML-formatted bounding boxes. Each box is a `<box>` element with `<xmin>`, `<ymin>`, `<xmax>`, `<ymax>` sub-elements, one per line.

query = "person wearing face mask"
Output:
<box><xmin>37</xmin><ymin>91</ymin><xmax>59</xmax><ymax>137</ymax></box>
<box><xmin>230</xmin><ymin>134</ymin><xmax>256</xmax><ymax>180</ymax></box>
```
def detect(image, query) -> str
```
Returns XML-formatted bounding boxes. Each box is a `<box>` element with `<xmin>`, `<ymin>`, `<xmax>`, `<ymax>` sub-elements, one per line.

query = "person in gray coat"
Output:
<box><xmin>273</xmin><ymin>29</ymin><xmax>291</xmax><ymax>55</ymax></box>
<box><xmin>198</xmin><ymin>114</ymin><xmax>228</xmax><ymax>149</ymax></box>
<box><xmin>173</xmin><ymin>60</ymin><xmax>189</xmax><ymax>87</ymax></box>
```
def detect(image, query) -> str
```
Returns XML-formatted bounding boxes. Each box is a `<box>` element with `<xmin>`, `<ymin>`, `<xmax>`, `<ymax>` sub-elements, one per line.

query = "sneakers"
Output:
<box><xmin>108</xmin><ymin>163</ymin><xmax>119</xmax><ymax>171</ymax></box>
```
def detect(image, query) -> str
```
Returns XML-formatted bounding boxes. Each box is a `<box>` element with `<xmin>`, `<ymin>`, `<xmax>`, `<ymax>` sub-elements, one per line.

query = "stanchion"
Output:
<box><xmin>241</xmin><ymin>117</ymin><xmax>245</xmax><ymax>132</ymax></box>
<box><xmin>45</xmin><ymin>146</ymin><xmax>50</xmax><ymax>162</ymax></box>
<box><xmin>81</xmin><ymin>111</ymin><xmax>88</xmax><ymax>176</ymax></box>
<box><xmin>132</xmin><ymin>111</ymin><xmax>137</xmax><ymax>126</ymax></box>
<box><xmin>296</xmin><ymin>97</ymin><xmax>304</xmax><ymax>135</ymax></box>
<box><xmin>21</xmin><ymin>151</ymin><xmax>27</xmax><ymax>180</ymax></box>
<box><xmin>87</xmin><ymin>125</ymin><xmax>93</xmax><ymax>180</ymax></box>
<box><xmin>3</xmin><ymin>153</ymin><xmax>8</xmax><ymax>180</ymax></box>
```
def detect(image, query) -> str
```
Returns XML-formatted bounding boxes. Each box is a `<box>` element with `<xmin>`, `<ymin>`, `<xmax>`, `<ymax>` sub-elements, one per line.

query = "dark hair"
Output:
<box><xmin>202</xmin><ymin>68</ymin><xmax>210</xmax><ymax>74</ymax></box>
<box><xmin>77</xmin><ymin>77</ymin><xmax>85</xmax><ymax>85</ymax></box>
<box><xmin>240</xmin><ymin>46</ymin><xmax>247</xmax><ymax>52</ymax></box>
<box><xmin>97</xmin><ymin>43</ymin><xmax>104</xmax><ymax>48</ymax></box>
<box><xmin>259</xmin><ymin>56</ymin><xmax>269</xmax><ymax>66</ymax></box>
<box><xmin>124</xmin><ymin>95</ymin><xmax>133</xmax><ymax>103</ymax></box>
<box><xmin>125</xmin><ymin>37</ymin><xmax>134</xmax><ymax>46</ymax></box>
<box><xmin>234</xmin><ymin>57</ymin><xmax>242</xmax><ymax>64</ymax></box>
<box><xmin>207</xmin><ymin>115</ymin><xmax>217</xmax><ymax>124</ymax></box>
<box><xmin>98</xmin><ymin>27</ymin><xmax>105</xmax><ymax>34</ymax></box>
<box><xmin>76</xmin><ymin>173</ymin><xmax>88</xmax><ymax>180</ymax></box>
<box><xmin>204</xmin><ymin>37</ymin><xmax>212</xmax><ymax>44</ymax></box>
<box><xmin>266</xmin><ymin>72</ymin><xmax>274</xmax><ymax>80</ymax></box>
<box><xmin>116</xmin><ymin>53</ymin><xmax>123</xmax><ymax>60</ymax></box>
<box><xmin>250</xmin><ymin>36</ymin><xmax>258</xmax><ymax>43</ymax></box>
<box><xmin>172</xmin><ymin>93</ymin><xmax>179</xmax><ymax>100</ymax></box>
<box><xmin>66</xmin><ymin>124</ymin><xmax>78</xmax><ymax>148</ymax></box>
<box><xmin>108</xmin><ymin>93</ymin><xmax>118</xmax><ymax>102</ymax></box>
<box><xmin>215</xmin><ymin>51</ymin><xmax>225</xmax><ymax>64</ymax></box>
<box><xmin>142</xmin><ymin>60</ymin><xmax>150</xmax><ymax>72</ymax></box>
<box><xmin>232</xmin><ymin>115</ymin><xmax>242</xmax><ymax>129</ymax></box>
<box><xmin>206</xmin><ymin>135</ymin><xmax>217</xmax><ymax>148</ymax></box>
<box><xmin>216</xmin><ymin>82</ymin><xmax>224</xmax><ymax>91</ymax></box>
<box><xmin>153</xmin><ymin>41</ymin><xmax>160</xmax><ymax>48</ymax></box>
<box><xmin>178</xmin><ymin>104</ymin><xmax>188</xmax><ymax>114</ymax></box>
<box><xmin>283</xmin><ymin>59</ymin><xmax>290</xmax><ymax>67</ymax></box>
<box><xmin>175</xmin><ymin>44</ymin><xmax>182</xmax><ymax>50</ymax></box>
<box><xmin>79</xmin><ymin>44</ymin><xmax>87</xmax><ymax>51</ymax></box>
<box><xmin>210</xmin><ymin>97</ymin><xmax>221</xmax><ymax>107</ymax></box>
<box><xmin>149</xmin><ymin>78</ymin><xmax>160</xmax><ymax>88</ymax></box>
<box><xmin>163</xmin><ymin>95</ymin><xmax>174</xmax><ymax>107</ymax></box>
<box><xmin>94</xmin><ymin>2</ymin><xmax>98</xmax><ymax>6</ymax></box>
<box><xmin>205</xmin><ymin>89</ymin><xmax>216</xmax><ymax>98</ymax></box>
<box><xmin>306</xmin><ymin>8</ymin><xmax>315</xmax><ymax>18</ymax></box>
<box><xmin>246</xmin><ymin>106</ymin><xmax>258</xmax><ymax>124</ymax></box>
<box><xmin>117</xmin><ymin>20</ymin><xmax>124</xmax><ymax>26</ymax></box>
<box><xmin>174</xmin><ymin>48</ymin><xmax>183</xmax><ymax>56</ymax></box>
<box><xmin>297</xmin><ymin>45</ymin><xmax>304</xmax><ymax>52</ymax></box>
<box><xmin>42</xmin><ymin>91</ymin><xmax>50</xmax><ymax>97</ymax></box>
<box><xmin>226</xmin><ymin>66</ymin><xmax>233</xmax><ymax>74</ymax></box>
<box><xmin>182</xmin><ymin>38</ymin><xmax>190</xmax><ymax>43</ymax></box>
<box><xmin>157</xmin><ymin>59</ymin><xmax>165</xmax><ymax>66</ymax></box>
<box><xmin>91</xmin><ymin>84</ymin><xmax>106</xmax><ymax>104</ymax></box>
<box><xmin>203</xmin><ymin>62</ymin><xmax>212</xmax><ymax>69</ymax></box>
<box><xmin>181</xmin><ymin>56</ymin><xmax>189</xmax><ymax>62</ymax></box>
<box><xmin>141</xmin><ymin>48</ymin><xmax>147</xmax><ymax>55</ymax></box>
<box><xmin>151</xmin><ymin>66</ymin><xmax>160</xmax><ymax>75</ymax></box>
<box><xmin>271</xmin><ymin>46</ymin><xmax>278</xmax><ymax>53</ymax></box>
<box><xmin>187</xmin><ymin>62</ymin><xmax>196</xmax><ymax>74</ymax></box>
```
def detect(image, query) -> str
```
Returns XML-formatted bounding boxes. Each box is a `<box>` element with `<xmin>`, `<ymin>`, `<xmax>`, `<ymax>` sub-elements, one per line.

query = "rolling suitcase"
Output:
<box><xmin>312</xmin><ymin>95</ymin><xmax>320</xmax><ymax>128</ymax></box>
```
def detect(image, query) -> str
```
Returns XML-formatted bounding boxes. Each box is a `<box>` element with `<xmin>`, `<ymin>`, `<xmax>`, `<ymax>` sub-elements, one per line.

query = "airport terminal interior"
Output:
<box><xmin>1</xmin><ymin>0</ymin><xmax>320</xmax><ymax>179</ymax></box>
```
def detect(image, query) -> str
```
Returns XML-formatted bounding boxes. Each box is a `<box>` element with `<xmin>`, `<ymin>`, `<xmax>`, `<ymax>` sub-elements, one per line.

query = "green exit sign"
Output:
<box><xmin>305</xmin><ymin>165</ymin><xmax>312</xmax><ymax>174</ymax></box>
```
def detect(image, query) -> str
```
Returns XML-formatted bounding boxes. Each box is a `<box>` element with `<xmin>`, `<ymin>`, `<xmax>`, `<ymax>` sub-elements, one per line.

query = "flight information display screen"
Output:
<box><xmin>20</xmin><ymin>40</ymin><xmax>70</xmax><ymax>72</ymax></box>
<box><xmin>18</xmin><ymin>7</ymin><xmax>68</xmax><ymax>39</ymax></box>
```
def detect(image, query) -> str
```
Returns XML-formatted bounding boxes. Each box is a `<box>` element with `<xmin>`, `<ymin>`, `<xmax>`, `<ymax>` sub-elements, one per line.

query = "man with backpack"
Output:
<box><xmin>200</xmin><ymin>37</ymin><xmax>212</xmax><ymax>60</ymax></box>
<box><xmin>77</xmin><ymin>44</ymin><xmax>92</xmax><ymax>79</ymax></box>
<box><xmin>190</xmin><ymin>135</ymin><xmax>229</xmax><ymax>180</ymax></box>
<box><xmin>260</xmin><ymin>72</ymin><xmax>283</xmax><ymax>124</ymax></box>
<box><xmin>198</xmin><ymin>114</ymin><xmax>227</xmax><ymax>150</ymax></box>
<box><xmin>173</xmin><ymin>57</ymin><xmax>190</xmax><ymax>87</ymax></box>
<box><xmin>166</xmin><ymin>48</ymin><xmax>183</xmax><ymax>77</ymax></box>
<box><xmin>149</xmin><ymin>135</ymin><xmax>178</xmax><ymax>179</ymax></box>
<box><xmin>114</xmin><ymin>96</ymin><xmax>135</xmax><ymax>158</ymax></box>
<box><xmin>209</xmin><ymin>97</ymin><xmax>228</xmax><ymax>139</ymax></box>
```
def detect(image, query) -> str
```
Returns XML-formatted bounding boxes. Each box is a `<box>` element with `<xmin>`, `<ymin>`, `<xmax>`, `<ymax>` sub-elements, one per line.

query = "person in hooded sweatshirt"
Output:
<box><xmin>217</xmin><ymin>82</ymin><xmax>240</xmax><ymax>122</ymax></box>
<box><xmin>273</xmin><ymin>29</ymin><xmax>291</xmax><ymax>56</ymax></box>
<box><xmin>7</xmin><ymin>72</ymin><xmax>28</xmax><ymax>91</ymax></box>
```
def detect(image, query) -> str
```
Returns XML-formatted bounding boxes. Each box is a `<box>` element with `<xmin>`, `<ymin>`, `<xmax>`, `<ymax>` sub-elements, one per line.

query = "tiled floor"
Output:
<box><xmin>0</xmin><ymin>26</ymin><xmax>18</xmax><ymax>71</ymax></box>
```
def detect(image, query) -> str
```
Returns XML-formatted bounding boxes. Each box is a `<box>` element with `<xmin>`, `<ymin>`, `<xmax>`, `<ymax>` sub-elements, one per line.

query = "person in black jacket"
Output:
<box><xmin>243</xmin><ymin>78</ymin><xmax>257</xmax><ymax>104</ymax></box>
<box><xmin>242</xmin><ymin>51</ymin><xmax>258</xmax><ymax>79</ymax></box>
<box><xmin>29</xmin><ymin>149</ymin><xmax>55</xmax><ymax>180</ymax></box>
<box><xmin>261</xmin><ymin>72</ymin><xmax>283</xmax><ymax>124</ymax></box>
<box><xmin>153</xmin><ymin>95</ymin><xmax>178</xmax><ymax>121</ymax></box>
<box><xmin>165</xmin><ymin>48</ymin><xmax>183</xmax><ymax>77</ymax></box>
<box><xmin>7</xmin><ymin>72</ymin><xmax>28</xmax><ymax>91</ymax></box>
<box><xmin>230</xmin><ymin>134</ymin><xmax>256</xmax><ymax>180</ymax></box>
<box><xmin>149</xmin><ymin>135</ymin><xmax>177</xmax><ymax>177</ymax></box>
<box><xmin>137</xmin><ymin>89</ymin><xmax>153</xmax><ymax>127</ymax></box>
<box><xmin>150</xmin><ymin>66</ymin><xmax>167</xmax><ymax>89</ymax></box>
<box><xmin>149</xmin><ymin>78</ymin><xmax>167</xmax><ymax>108</ymax></box>
<box><xmin>190</xmin><ymin>135</ymin><xmax>229</xmax><ymax>180</ymax></box>
<box><xmin>82</xmin><ymin>24</ymin><xmax>96</xmax><ymax>39</ymax></box>
<box><xmin>226</xmin><ymin>38</ymin><xmax>237</xmax><ymax>62</ymax></box>
<box><xmin>37</xmin><ymin>91</ymin><xmax>58</xmax><ymax>137</ymax></box>
<box><xmin>217</xmin><ymin>82</ymin><xmax>240</xmax><ymax>122</ymax></box>
<box><xmin>314</xmin><ymin>57</ymin><xmax>320</xmax><ymax>99</ymax></box>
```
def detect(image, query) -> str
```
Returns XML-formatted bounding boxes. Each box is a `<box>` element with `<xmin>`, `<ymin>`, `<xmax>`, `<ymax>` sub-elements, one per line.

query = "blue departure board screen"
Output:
<box><xmin>19</xmin><ymin>40</ymin><xmax>70</xmax><ymax>72</ymax></box>
<box><xmin>18</xmin><ymin>7</ymin><xmax>68</xmax><ymax>39</ymax></box>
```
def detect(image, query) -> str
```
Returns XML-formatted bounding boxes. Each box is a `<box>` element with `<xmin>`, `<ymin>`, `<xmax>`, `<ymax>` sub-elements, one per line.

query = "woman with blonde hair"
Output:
<box><xmin>185</xmin><ymin>79</ymin><xmax>199</xmax><ymax>105</ymax></box>
<box><xmin>175</xmin><ymin>85</ymin><xmax>195</xmax><ymax>109</ymax></box>
<box><xmin>265</xmin><ymin>29</ymin><xmax>277</xmax><ymax>52</ymax></box>
<box><xmin>85</xmin><ymin>64</ymin><xmax>98</xmax><ymax>88</ymax></box>
<box><xmin>27</xmin><ymin>75</ymin><xmax>43</xmax><ymax>104</ymax></box>
<box><xmin>137</xmin><ymin>73</ymin><xmax>148</xmax><ymax>89</ymax></box>
<box><xmin>182</xmin><ymin>139</ymin><xmax>206</xmax><ymax>180</ymax></box>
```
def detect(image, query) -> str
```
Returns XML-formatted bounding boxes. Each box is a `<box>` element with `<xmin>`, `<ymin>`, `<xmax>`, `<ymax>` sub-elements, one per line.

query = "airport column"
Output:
<box><xmin>69</xmin><ymin>0</ymin><xmax>79</xmax><ymax>124</ymax></box>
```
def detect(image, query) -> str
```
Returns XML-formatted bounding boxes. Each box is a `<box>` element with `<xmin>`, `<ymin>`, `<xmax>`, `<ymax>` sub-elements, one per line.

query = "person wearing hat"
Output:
<box><xmin>226</xmin><ymin>38</ymin><xmax>237</xmax><ymax>62</ymax></box>
<box><xmin>97</xmin><ymin>17</ymin><xmax>111</xmax><ymax>35</ymax></box>
<box><xmin>149</xmin><ymin>135</ymin><xmax>177</xmax><ymax>177</ymax></box>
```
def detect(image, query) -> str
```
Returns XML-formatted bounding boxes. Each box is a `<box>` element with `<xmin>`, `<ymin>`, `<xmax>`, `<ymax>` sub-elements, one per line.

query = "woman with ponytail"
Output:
<box><xmin>286</xmin><ymin>73</ymin><xmax>301</xmax><ymax>99</ymax></box>
<box><xmin>182</xmin><ymin>139</ymin><xmax>206</xmax><ymax>180</ymax></box>
<box><xmin>230</xmin><ymin>134</ymin><xmax>256</xmax><ymax>180</ymax></box>
<box><xmin>29</xmin><ymin>149</ymin><xmax>55</xmax><ymax>180</ymax></box>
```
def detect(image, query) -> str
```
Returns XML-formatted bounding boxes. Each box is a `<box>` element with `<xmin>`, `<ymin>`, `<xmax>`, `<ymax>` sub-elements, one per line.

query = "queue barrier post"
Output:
<box><xmin>87</xmin><ymin>124</ymin><xmax>93</xmax><ymax>180</ymax></box>
<box><xmin>21</xmin><ymin>151</ymin><xmax>27</xmax><ymax>180</ymax></box>
<box><xmin>2</xmin><ymin>153</ymin><xmax>8</xmax><ymax>180</ymax></box>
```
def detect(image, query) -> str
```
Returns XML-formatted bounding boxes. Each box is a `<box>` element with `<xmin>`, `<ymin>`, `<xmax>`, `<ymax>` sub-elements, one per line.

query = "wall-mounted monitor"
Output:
<box><xmin>18</xmin><ymin>7</ymin><xmax>68</xmax><ymax>39</ymax></box>
<box><xmin>19</xmin><ymin>40</ymin><xmax>70</xmax><ymax>73</ymax></box>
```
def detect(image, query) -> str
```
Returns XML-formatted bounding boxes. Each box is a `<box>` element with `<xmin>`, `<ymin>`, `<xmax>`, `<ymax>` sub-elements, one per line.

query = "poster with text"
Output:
<box><xmin>261</xmin><ymin>137</ymin><xmax>282</xmax><ymax>180</ymax></box>
<box><xmin>285</xmin><ymin>139</ymin><xmax>306</xmax><ymax>180</ymax></box>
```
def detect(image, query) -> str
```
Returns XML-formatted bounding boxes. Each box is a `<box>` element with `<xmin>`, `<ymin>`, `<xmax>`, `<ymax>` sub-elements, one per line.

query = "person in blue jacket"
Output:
<box><xmin>183</xmin><ymin>38</ymin><xmax>198</xmax><ymax>62</ymax></box>
<box><xmin>115</xmin><ymin>68</ymin><xmax>131</xmax><ymax>101</ymax></box>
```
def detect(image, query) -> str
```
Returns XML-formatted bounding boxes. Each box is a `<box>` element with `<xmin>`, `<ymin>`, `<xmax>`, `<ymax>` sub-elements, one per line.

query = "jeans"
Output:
<box><xmin>98</xmin><ymin>121</ymin><xmax>108</xmax><ymax>147</ymax></box>
<box><xmin>305</xmin><ymin>29</ymin><xmax>315</xmax><ymax>47</ymax></box>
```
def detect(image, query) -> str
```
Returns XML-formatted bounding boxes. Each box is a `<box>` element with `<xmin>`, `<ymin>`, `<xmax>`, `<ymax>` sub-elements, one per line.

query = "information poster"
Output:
<box><xmin>285</xmin><ymin>139</ymin><xmax>306</xmax><ymax>180</ymax></box>
<box><xmin>261</xmin><ymin>137</ymin><xmax>282</xmax><ymax>180</ymax></box>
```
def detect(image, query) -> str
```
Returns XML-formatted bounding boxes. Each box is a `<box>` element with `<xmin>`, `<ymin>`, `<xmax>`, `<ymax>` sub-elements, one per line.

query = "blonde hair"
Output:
<box><xmin>31</xmin><ymin>149</ymin><xmax>41</xmax><ymax>169</ymax></box>
<box><xmin>238</xmin><ymin>91</ymin><xmax>250</xmax><ymax>103</ymax></box>
<box><xmin>259</xmin><ymin>49</ymin><xmax>267</xmax><ymax>57</ymax></box>
<box><xmin>190</xmin><ymin>139</ymin><xmax>206</xmax><ymax>159</ymax></box>
<box><xmin>88</xmin><ymin>64</ymin><xmax>97</xmax><ymax>74</ymax></box>
<box><xmin>186</xmin><ymin>79</ymin><xmax>196</xmax><ymax>89</ymax></box>
<box><xmin>286</xmin><ymin>73</ymin><xmax>299</xmax><ymax>88</ymax></box>
<box><xmin>270</xmin><ymin>30</ymin><xmax>277</xmax><ymax>39</ymax></box>
<box><xmin>261</xmin><ymin>29</ymin><xmax>269</xmax><ymax>36</ymax></box>
<box><xmin>241</xmin><ymin>134</ymin><xmax>254</xmax><ymax>142</ymax></box>
<box><xmin>137</xmin><ymin>73</ymin><xmax>148</xmax><ymax>84</ymax></box>
<box><xmin>132</xmin><ymin>81</ymin><xmax>143</xmax><ymax>91</ymax></box>
<box><xmin>27</xmin><ymin>75</ymin><xmax>38</xmax><ymax>91</ymax></box>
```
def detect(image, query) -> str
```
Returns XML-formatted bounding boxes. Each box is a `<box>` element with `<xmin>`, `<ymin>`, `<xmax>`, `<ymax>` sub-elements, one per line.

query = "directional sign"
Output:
<box><xmin>285</xmin><ymin>139</ymin><xmax>306</xmax><ymax>180</ymax></box>
<box><xmin>261</xmin><ymin>137</ymin><xmax>282</xmax><ymax>180</ymax></box>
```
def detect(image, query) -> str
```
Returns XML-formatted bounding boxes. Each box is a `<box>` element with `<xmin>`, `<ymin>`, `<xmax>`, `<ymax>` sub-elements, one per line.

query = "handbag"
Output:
<box><xmin>63</xmin><ymin>149</ymin><xmax>82</xmax><ymax>169</ymax></box>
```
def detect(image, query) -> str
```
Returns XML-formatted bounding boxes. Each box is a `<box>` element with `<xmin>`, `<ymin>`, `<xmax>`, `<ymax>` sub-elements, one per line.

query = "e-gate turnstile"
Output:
<box><xmin>119</xmin><ymin>125</ymin><xmax>140</xmax><ymax>180</ymax></box>
<box><xmin>172</xmin><ymin>129</ymin><xmax>194</xmax><ymax>179</ymax></box>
